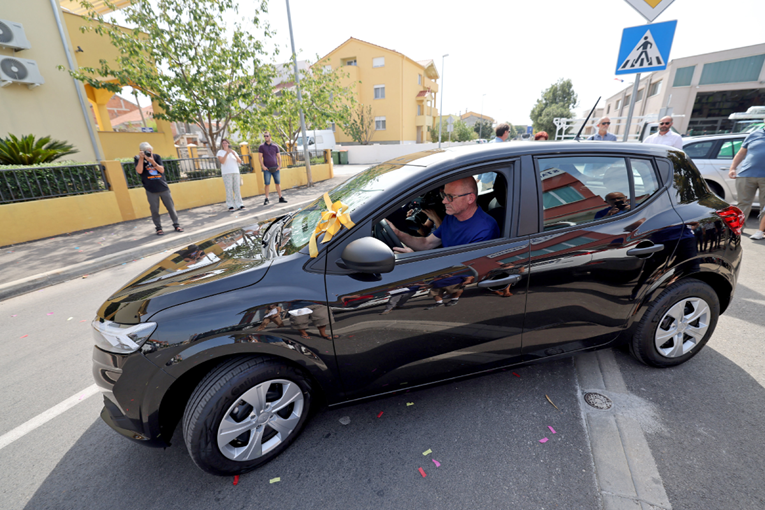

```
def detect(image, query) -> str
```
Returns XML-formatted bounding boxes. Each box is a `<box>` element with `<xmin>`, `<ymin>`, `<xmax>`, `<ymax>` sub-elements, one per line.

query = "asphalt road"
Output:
<box><xmin>1</xmin><ymin>223</ymin><xmax>764</xmax><ymax>510</ymax></box>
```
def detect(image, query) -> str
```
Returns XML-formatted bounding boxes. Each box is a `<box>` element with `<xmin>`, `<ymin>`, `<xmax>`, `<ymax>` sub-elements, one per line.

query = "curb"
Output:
<box><xmin>0</xmin><ymin>198</ymin><xmax>315</xmax><ymax>302</ymax></box>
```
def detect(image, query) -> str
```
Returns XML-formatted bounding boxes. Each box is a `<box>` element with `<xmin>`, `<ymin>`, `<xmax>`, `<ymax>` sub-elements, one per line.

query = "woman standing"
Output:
<box><xmin>217</xmin><ymin>139</ymin><xmax>244</xmax><ymax>211</ymax></box>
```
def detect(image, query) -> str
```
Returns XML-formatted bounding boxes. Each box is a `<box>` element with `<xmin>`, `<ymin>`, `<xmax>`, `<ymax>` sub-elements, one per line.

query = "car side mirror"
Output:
<box><xmin>337</xmin><ymin>237</ymin><xmax>395</xmax><ymax>274</ymax></box>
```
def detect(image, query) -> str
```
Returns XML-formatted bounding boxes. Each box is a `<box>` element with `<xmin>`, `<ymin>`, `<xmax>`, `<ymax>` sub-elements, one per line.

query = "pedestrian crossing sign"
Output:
<box><xmin>615</xmin><ymin>20</ymin><xmax>677</xmax><ymax>75</ymax></box>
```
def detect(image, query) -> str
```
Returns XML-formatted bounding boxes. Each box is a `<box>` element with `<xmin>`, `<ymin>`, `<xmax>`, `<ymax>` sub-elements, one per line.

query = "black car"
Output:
<box><xmin>91</xmin><ymin>142</ymin><xmax>744</xmax><ymax>475</ymax></box>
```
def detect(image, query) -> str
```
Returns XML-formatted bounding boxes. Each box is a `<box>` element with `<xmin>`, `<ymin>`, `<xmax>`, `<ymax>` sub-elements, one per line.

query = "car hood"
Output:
<box><xmin>97</xmin><ymin>221</ymin><xmax>275</xmax><ymax>324</ymax></box>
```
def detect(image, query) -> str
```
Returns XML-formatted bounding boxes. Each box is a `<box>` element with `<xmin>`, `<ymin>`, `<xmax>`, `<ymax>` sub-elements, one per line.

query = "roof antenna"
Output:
<box><xmin>575</xmin><ymin>96</ymin><xmax>601</xmax><ymax>141</ymax></box>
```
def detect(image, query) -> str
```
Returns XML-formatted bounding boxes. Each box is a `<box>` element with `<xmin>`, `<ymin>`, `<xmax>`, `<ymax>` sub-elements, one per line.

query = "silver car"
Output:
<box><xmin>683</xmin><ymin>133</ymin><xmax>759</xmax><ymax>209</ymax></box>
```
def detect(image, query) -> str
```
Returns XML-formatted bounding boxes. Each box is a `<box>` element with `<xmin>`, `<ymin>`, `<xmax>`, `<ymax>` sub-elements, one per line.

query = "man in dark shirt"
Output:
<box><xmin>387</xmin><ymin>176</ymin><xmax>499</xmax><ymax>252</ymax></box>
<box><xmin>134</xmin><ymin>142</ymin><xmax>181</xmax><ymax>235</ymax></box>
<box><xmin>258</xmin><ymin>132</ymin><xmax>286</xmax><ymax>206</ymax></box>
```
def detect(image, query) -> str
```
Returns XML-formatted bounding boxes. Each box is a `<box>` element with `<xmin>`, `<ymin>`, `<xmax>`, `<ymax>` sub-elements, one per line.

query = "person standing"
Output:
<box><xmin>134</xmin><ymin>142</ymin><xmax>182</xmax><ymax>235</ymax></box>
<box><xmin>643</xmin><ymin>116</ymin><xmax>683</xmax><ymax>149</ymax></box>
<box><xmin>492</xmin><ymin>123</ymin><xmax>510</xmax><ymax>143</ymax></box>
<box><xmin>587</xmin><ymin>117</ymin><xmax>617</xmax><ymax>141</ymax></box>
<box><xmin>216</xmin><ymin>139</ymin><xmax>244</xmax><ymax>211</ymax></box>
<box><xmin>534</xmin><ymin>131</ymin><xmax>549</xmax><ymax>141</ymax></box>
<box><xmin>728</xmin><ymin>126</ymin><xmax>765</xmax><ymax>239</ymax></box>
<box><xmin>257</xmin><ymin>132</ymin><xmax>286</xmax><ymax>206</ymax></box>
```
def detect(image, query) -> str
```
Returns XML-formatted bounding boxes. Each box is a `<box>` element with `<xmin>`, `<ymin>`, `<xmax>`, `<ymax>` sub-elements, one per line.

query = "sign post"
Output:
<box><xmin>615</xmin><ymin>19</ymin><xmax>677</xmax><ymax>141</ymax></box>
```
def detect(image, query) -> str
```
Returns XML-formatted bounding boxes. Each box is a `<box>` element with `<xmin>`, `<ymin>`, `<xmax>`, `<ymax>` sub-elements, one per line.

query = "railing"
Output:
<box><xmin>0</xmin><ymin>164</ymin><xmax>108</xmax><ymax>204</ymax></box>
<box><xmin>121</xmin><ymin>157</ymin><xmax>221</xmax><ymax>188</ymax></box>
<box><xmin>241</xmin><ymin>150</ymin><xmax>328</xmax><ymax>170</ymax></box>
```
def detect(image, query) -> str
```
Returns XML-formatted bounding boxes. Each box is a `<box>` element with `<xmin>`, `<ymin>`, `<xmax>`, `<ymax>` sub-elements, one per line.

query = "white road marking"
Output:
<box><xmin>0</xmin><ymin>384</ymin><xmax>99</xmax><ymax>451</ymax></box>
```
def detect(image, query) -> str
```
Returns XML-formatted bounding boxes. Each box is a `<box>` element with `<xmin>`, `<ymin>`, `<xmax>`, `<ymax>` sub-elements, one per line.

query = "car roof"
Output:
<box><xmin>682</xmin><ymin>133</ymin><xmax>747</xmax><ymax>143</ymax></box>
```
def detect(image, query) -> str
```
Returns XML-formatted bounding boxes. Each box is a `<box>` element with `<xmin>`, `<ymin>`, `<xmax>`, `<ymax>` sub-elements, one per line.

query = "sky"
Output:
<box><xmin>113</xmin><ymin>0</ymin><xmax>765</xmax><ymax>126</ymax></box>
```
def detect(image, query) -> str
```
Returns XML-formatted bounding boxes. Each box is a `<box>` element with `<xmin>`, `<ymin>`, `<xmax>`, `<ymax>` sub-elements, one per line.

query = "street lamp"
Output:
<box><xmin>479</xmin><ymin>93</ymin><xmax>486</xmax><ymax>140</ymax></box>
<box><xmin>285</xmin><ymin>0</ymin><xmax>313</xmax><ymax>186</ymax></box>
<box><xmin>438</xmin><ymin>53</ymin><xmax>449</xmax><ymax>149</ymax></box>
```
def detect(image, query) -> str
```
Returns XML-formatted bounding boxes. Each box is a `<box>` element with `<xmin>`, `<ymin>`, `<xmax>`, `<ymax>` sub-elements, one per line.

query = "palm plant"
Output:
<box><xmin>0</xmin><ymin>134</ymin><xmax>79</xmax><ymax>165</ymax></box>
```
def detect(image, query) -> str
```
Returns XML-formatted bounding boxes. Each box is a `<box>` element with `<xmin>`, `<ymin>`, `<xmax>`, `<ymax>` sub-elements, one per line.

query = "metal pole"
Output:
<box><xmin>285</xmin><ymin>0</ymin><xmax>313</xmax><ymax>186</ymax></box>
<box><xmin>622</xmin><ymin>73</ymin><xmax>641</xmax><ymax>142</ymax></box>
<box><xmin>49</xmin><ymin>0</ymin><xmax>102</xmax><ymax>161</ymax></box>
<box><xmin>438</xmin><ymin>54</ymin><xmax>448</xmax><ymax>148</ymax></box>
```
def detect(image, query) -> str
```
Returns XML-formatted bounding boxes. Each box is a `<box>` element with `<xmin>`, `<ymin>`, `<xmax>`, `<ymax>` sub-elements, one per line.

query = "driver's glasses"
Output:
<box><xmin>439</xmin><ymin>191</ymin><xmax>473</xmax><ymax>203</ymax></box>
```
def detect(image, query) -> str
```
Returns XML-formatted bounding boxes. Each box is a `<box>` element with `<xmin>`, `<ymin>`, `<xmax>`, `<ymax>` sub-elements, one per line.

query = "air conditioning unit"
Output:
<box><xmin>0</xmin><ymin>19</ymin><xmax>31</xmax><ymax>51</ymax></box>
<box><xmin>0</xmin><ymin>57</ymin><xmax>45</xmax><ymax>89</ymax></box>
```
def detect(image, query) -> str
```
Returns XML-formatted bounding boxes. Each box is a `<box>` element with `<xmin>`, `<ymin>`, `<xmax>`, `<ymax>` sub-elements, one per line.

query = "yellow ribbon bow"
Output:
<box><xmin>309</xmin><ymin>193</ymin><xmax>355</xmax><ymax>258</ymax></box>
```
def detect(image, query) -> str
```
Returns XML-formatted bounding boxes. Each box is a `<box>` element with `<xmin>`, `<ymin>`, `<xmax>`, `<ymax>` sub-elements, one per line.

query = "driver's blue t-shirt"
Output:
<box><xmin>432</xmin><ymin>207</ymin><xmax>500</xmax><ymax>247</ymax></box>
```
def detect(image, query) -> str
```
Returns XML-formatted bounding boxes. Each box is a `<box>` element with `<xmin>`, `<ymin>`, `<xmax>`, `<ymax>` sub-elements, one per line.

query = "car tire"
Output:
<box><xmin>630</xmin><ymin>279</ymin><xmax>719</xmax><ymax>368</ymax></box>
<box><xmin>182</xmin><ymin>356</ymin><xmax>312</xmax><ymax>476</ymax></box>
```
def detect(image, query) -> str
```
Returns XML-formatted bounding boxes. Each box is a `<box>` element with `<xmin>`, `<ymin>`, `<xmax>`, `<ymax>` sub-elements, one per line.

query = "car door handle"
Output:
<box><xmin>478</xmin><ymin>274</ymin><xmax>522</xmax><ymax>288</ymax></box>
<box><xmin>627</xmin><ymin>244</ymin><xmax>664</xmax><ymax>257</ymax></box>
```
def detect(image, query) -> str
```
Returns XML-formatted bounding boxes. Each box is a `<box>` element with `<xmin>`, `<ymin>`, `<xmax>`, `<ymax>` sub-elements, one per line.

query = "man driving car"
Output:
<box><xmin>387</xmin><ymin>177</ymin><xmax>499</xmax><ymax>252</ymax></box>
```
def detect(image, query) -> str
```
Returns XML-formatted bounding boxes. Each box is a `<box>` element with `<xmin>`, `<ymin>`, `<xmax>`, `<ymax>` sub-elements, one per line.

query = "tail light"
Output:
<box><xmin>715</xmin><ymin>206</ymin><xmax>745</xmax><ymax>236</ymax></box>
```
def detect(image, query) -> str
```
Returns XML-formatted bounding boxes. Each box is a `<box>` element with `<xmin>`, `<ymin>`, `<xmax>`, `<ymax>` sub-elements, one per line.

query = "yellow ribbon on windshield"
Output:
<box><xmin>309</xmin><ymin>193</ymin><xmax>355</xmax><ymax>258</ymax></box>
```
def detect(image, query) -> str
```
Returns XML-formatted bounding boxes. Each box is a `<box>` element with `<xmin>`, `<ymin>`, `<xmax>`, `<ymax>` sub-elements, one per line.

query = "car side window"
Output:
<box><xmin>715</xmin><ymin>139</ymin><xmax>743</xmax><ymax>160</ymax></box>
<box><xmin>536</xmin><ymin>156</ymin><xmax>658</xmax><ymax>231</ymax></box>
<box><xmin>683</xmin><ymin>141</ymin><xmax>714</xmax><ymax>159</ymax></box>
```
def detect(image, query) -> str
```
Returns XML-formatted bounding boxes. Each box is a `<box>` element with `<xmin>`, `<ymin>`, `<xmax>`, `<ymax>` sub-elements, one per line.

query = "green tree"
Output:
<box><xmin>530</xmin><ymin>79</ymin><xmax>578</xmax><ymax>138</ymax></box>
<box><xmin>0</xmin><ymin>134</ymin><xmax>78</xmax><ymax>165</ymax></box>
<box><xmin>452</xmin><ymin>119</ymin><xmax>475</xmax><ymax>142</ymax></box>
<box><xmin>342</xmin><ymin>104</ymin><xmax>375</xmax><ymax>145</ymax></box>
<box><xmin>67</xmin><ymin>0</ymin><xmax>276</xmax><ymax>153</ymax></box>
<box><xmin>474</xmin><ymin>120</ymin><xmax>493</xmax><ymax>140</ymax></box>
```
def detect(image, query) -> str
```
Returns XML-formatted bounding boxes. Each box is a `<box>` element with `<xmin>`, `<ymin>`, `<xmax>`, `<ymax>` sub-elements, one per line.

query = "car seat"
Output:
<box><xmin>487</xmin><ymin>174</ymin><xmax>507</xmax><ymax>233</ymax></box>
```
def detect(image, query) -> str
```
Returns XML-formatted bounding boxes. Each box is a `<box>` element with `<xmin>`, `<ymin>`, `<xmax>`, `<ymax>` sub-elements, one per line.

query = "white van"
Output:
<box><xmin>295</xmin><ymin>130</ymin><xmax>336</xmax><ymax>151</ymax></box>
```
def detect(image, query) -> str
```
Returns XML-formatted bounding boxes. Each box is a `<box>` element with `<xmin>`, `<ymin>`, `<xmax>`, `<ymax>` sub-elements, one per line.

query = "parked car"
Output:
<box><xmin>295</xmin><ymin>129</ymin><xmax>336</xmax><ymax>151</ymax></box>
<box><xmin>92</xmin><ymin>142</ymin><xmax>743</xmax><ymax>475</ymax></box>
<box><xmin>682</xmin><ymin>133</ymin><xmax>759</xmax><ymax>210</ymax></box>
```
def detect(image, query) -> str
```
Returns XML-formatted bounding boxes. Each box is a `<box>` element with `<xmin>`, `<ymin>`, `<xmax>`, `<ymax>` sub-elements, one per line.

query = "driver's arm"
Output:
<box><xmin>386</xmin><ymin>220</ymin><xmax>442</xmax><ymax>252</ymax></box>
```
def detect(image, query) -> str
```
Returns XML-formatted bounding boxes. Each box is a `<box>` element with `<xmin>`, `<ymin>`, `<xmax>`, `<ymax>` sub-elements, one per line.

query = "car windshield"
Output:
<box><xmin>278</xmin><ymin>162</ymin><xmax>409</xmax><ymax>255</ymax></box>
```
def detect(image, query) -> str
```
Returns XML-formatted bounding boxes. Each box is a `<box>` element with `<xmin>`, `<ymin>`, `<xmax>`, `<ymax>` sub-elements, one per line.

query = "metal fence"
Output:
<box><xmin>242</xmin><ymin>150</ymin><xmax>328</xmax><ymax>169</ymax></box>
<box><xmin>121</xmin><ymin>157</ymin><xmax>224</xmax><ymax>189</ymax></box>
<box><xmin>0</xmin><ymin>164</ymin><xmax>108</xmax><ymax>204</ymax></box>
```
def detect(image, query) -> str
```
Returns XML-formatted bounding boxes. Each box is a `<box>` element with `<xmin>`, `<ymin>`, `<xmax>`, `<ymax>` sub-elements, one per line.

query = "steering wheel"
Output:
<box><xmin>375</xmin><ymin>219</ymin><xmax>405</xmax><ymax>250</ymax></box>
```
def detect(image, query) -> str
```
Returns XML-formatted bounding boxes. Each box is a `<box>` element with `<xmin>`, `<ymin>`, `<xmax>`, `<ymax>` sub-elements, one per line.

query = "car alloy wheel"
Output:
<box><xmin>654</xmin><ymin>297</ymin><xmax>711</xmax><ymax>358</ymax></box>
<box><xmin>218</xmin><ymin>379</ymin><xmax>305</xmax><ymax>461</ymax></box>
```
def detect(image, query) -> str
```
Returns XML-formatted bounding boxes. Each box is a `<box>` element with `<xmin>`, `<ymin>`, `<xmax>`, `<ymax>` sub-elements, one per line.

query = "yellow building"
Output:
<box><xmin>1</xmin><ymin>1</ymin><xmax>175</xmax><ymax>162</ymax></box>
<box><xmin>318</xmin><ymin>38</ymin><xmax>440</xmax><ymax>144</ymax></box>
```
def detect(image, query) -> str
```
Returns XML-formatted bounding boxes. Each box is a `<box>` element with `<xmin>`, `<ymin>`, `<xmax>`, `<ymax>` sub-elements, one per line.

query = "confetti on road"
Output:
<box><xmin>233</xmin><ymin>475</ymin><xmax>239</xmax><ymax>486</ymax></box>
<box><xmin>418</xmin><ymin>468</ymin><xmax>427</xmax><ymax>478</ymax></box>
<box><xmin>74</xmin><ymin>247</ymin><xmax>80</xmax><ymax>250</ymax></box>
<box><xmin>47</xmin><ymin>312</ymin><xmax>54</xmax><ymax>315</ymax></box>
<box><xmin>513</xmin><ymin>372</ymin><xmax>520</xmax><ymax>378</ymax></box>
<box><xmin>10</xmin><ymin>315</ymin><xmax>16</xmax><ymax>317</ymax></box>
<box><xmin>548</xmin><ymin>426</ymin><xmax>557</xmax><ymax>434</ymax></box>
<box><xmin>269</xmin><ymin>477</ymin><xmax>280</xmax><ymax>484</ymax></box>
<box><xmin>422</xmin><ymin>449</ymin><xmax>432</xmax><ymax>456</ymax></box>
<box><xmin>20</xmin><ymin>334</ymin><xmax>28</xmax><ymax>339</ymax></box>
<box><xmin>432</xmin><ymin>460</ymin><xmax>441</xmax><ymax>467</ymax></box>
<box><xmin>406</xmin><ymin>402</ymin><xmax>414</xmax><ymax>406</ymax></box>
<box><xmin>545</xmin><ymin>395</ymin><xmax>560</xmax><ymax>411</ymax></box>
<box><xmin>339</xmin><ymin>416</ymin><xmax>351</xmax><ymax>425</ymax></box>
<box><xmin>82</xmin><ymin>275</ymin><xmax>89</xmax><ymax>278</ymax></box>
<box><xmin>67</xmin><ymin>317</ymin><xmax>73</xmax><ymax>321</ymax></box>
<box><xmin>377</xmin><ymin>412</ymin><xmax>383</xmax><ymax>418</ymax></box>
<box><xmin>539</xmin><ymin>438</ymin><xmax>549</xmax><ymax>443</ymax></box>
<box><xmin>80</xmin><ymin>320</ymin><xmax>87</xmax><ymax>322</ymax></box>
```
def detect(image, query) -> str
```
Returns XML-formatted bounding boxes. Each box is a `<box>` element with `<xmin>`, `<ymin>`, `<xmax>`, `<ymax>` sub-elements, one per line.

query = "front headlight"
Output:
<box><xmin>92</xmin><ymin>319</ymin><xmax>157</xmax><ymax>354</ymax></box>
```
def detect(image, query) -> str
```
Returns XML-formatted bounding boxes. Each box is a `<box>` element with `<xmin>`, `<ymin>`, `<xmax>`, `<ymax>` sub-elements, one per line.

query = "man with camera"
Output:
<box><xmin>135</xmin><ymin>142</ymin><xmax>182</xmax><ymax>235</ymax></box>
<box><xmin>387</xmin><ymin>176</ymin><xmax>499</xmax><ymax>253</ymax></box>
<box><xmin>594</xmin><ymin>191</ymin><xmax>631</xmax><ymax>219</ymax></box>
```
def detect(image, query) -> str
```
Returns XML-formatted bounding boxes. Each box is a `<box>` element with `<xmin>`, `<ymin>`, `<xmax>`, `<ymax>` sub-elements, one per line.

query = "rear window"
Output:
<box><xmin>683</xmin><ymin>141</ymin><xmax>713</xmax><ymax>159</ymax></box>
<box><xmin>716</xmin><ymin>139</ymin><xmax>743</xmax><ymax>160</ymax></box>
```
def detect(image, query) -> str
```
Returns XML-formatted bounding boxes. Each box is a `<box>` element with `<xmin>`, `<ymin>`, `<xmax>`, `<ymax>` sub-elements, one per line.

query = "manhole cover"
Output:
<box><xmin>583</xmin><ymin>392</ymin><xmax>613</xmax><ymax>410</ymax></box>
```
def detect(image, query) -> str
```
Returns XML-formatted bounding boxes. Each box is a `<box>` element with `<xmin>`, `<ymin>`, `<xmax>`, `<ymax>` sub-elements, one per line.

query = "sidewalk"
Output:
<box><xmin>0</xmin><ymin>165</ymin><xmax>370</xmax><ymax>301</ymax></box>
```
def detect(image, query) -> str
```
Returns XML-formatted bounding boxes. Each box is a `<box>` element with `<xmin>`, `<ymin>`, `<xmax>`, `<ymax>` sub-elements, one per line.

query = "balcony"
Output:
<box><xmin>415</xmin><ymin>115</ymin><xmax>434</xmax><ymax>127</ymax></box>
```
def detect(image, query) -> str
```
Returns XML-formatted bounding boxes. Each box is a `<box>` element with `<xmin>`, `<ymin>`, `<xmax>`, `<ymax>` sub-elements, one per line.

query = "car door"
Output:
<box><xmin>521</xmin><ymin>153</ymin><xmax>680</xmax><ymax>359</ymax></box>
<box><xmin>323</xmin><ymin>164</ymin><xmax>531</xmax><ymax>400</ymax></box>
<box><xmin>713</xmin><ymin>137</ymin><xmax>745</xmax><ymax>203</ymax></box>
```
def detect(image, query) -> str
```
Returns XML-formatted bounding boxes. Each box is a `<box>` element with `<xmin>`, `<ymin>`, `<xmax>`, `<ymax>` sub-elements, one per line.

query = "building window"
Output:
<box><xmin>418</xmin><ymin>105</ymin><xmax>422</xmax><ymax>115</ymax></box>
<box><xmin>375</xmin><ymin>117</ymin><xmax>386</xmax><ymax>130</ymax></box>
<box><xmin>673</xmin><ymin>66</ymin><xmax>695</xmax><ymax>87</ymax></box>
<box><xmin>648</xmin><ymin>80</ymin><xmax>662</xmax><ymax>97</ymax></box>
<box><xmin>373</xmin><ymin>57</ymin><xmax>385</xmax><ymax>68</ymax></box>
<box><xmin>616</xmin><ymin>99</ymin><xmax>622</xmax><ymax>110</ymax></box>
<box><xmin>418</xmin><ymin>74</ymin><xmax>422</xmax><ymax>85</ymax></box>
<box><xmin>331</xmin><ymin>122</ymin><xmax>336</xmax><ymax>132</ymax></box>
<box><xmin>699</xmin><ymin>54</ymin><xmax>765</xmax><ymax>85</ymax></box>
<box><xmin>635</xmin><ymin>89</ymin><xmax>644</xmax><ymax>102</ymax></box>
<box><xmin>624</xmin><ymin>95</ymin><xmax>631</xmax><ymax>107</ymax></box>
<box><xmin>323</xmin><ymin>65</ymin><xmax>332</xmax><ymax>74</ymax></box>
<box><xmin>344</xmin><ymin>58</ymin><xmax>357</xmax><ymax>66</ymax></box>
<box><xmin>606</xmin><ymin>104</ymin><xmax>611</xmax><ymax>114</ymax></box>
<box><xmin>374</xmin><ymin>85</ymin><xmax>385</xmax><ymax>99</ymax></box>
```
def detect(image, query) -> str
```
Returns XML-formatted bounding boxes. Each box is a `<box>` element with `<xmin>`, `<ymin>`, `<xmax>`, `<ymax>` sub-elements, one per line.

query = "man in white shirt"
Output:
<box><xmin>643</xmin><ymin>116</ymin><xmax>683</xmax><ymax>149</ymax></box>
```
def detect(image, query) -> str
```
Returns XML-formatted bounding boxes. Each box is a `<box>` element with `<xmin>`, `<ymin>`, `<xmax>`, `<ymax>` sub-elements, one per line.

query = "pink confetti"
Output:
<box><xmin>47</xmin><ymin>312</ymin><xmax>54</xmax><ymax>315</ymax></box>
<box><xmin>418</xmin><ymin>467</ymin><xmax>427</xmax><ymax>478</ymax></box>
<box><xmin>10</xmin><ymin>315</ymin><xmax>17</xmax><ymax>317</ymax></box>
<box><xmin>377</xmin><ymin>412</ymin><xmax>383</xmax><ymax>418</ymax></box>
<box><xmin>233</xmin><ymin>475</ymin><xmax>239</xmax><ymax>486</ymax></box>
<box><xmin>539</xmin><ymin>437</ymin><xmax>549</xmax><ymax>443</ymax></box>
<box><xmin>512</xmin><ymin>372</ymin><xmax>520</xmax><ymax>378</ymax></box>
<box><xmin>548</xmin><ymin>426</ymin><xmax>556</xmax><ymax>434</ymax></box>
<box><xmin>20</xmin><ymin>334</ymin><xmax>28</xmax><ymax>339</ymax></box>
<box><xmin>79</xmin><ymin>394</ymin><xmax>84</xmax><ymax>400</ymax></box>
<box><xmin>432</xmin><ymin>459</ymin><xmax>441</xmax><ymax>467</ymax></box>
